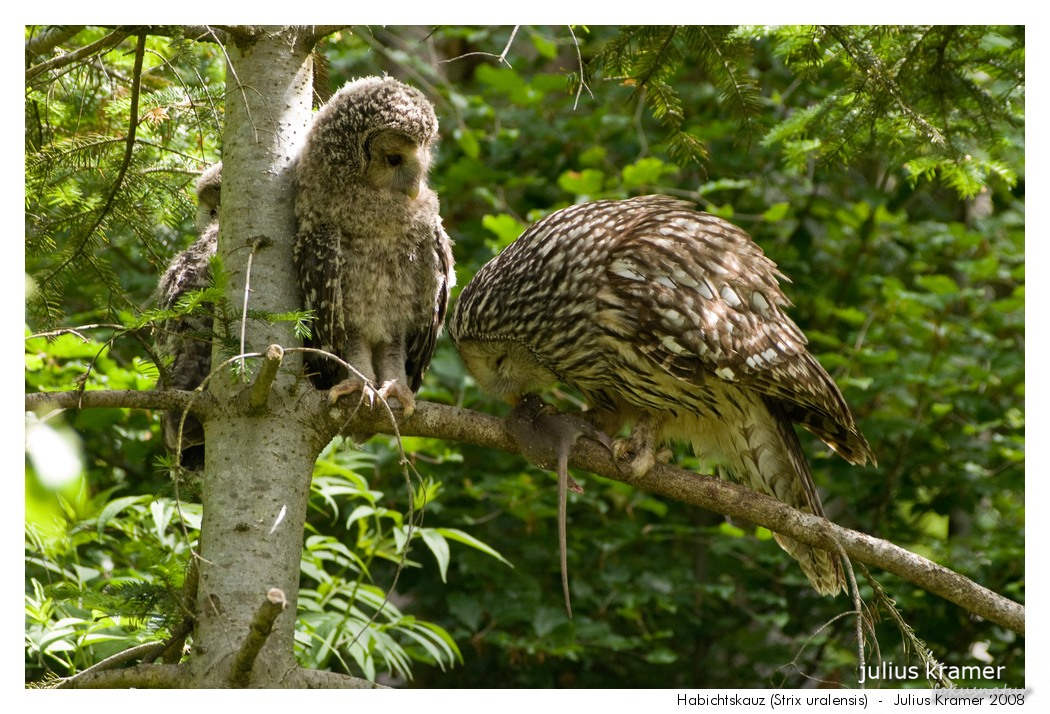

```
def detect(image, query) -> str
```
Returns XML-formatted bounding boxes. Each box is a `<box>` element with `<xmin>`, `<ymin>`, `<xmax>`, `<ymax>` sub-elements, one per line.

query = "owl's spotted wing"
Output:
<box><xmin>155</xmin><ymin>225</ymin><xmax>218</xmax><ymax>469</ymax></box>
<box><xmin>600</xmin><ymin>198</ymin><xmax>873</xmax><ymax>466</ymax></box>
<box><xmin>293</xmin><ymin>221</ymin><xmax>347</xmax><ymax>389</ymax></box>
<box><xmin>156</xmin><ymin>228</ymin><xmax>217</xmax><ymax>392</ymax></box>
<box><xmin>404</xmin><ymin>219</ymin><xmax>455</xmax><ymax>392</ymax></box>
<box><xmin>449</xmin><ymin>194</ymin><xmax>872</xmax><ymax>595</ymax></box>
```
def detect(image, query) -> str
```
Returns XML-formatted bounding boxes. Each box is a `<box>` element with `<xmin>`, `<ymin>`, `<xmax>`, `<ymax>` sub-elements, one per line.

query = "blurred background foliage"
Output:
<box><xmin>25</xmin><ymin>25</ymin><xmax>1023</xmax><ymax>687</ymax></box>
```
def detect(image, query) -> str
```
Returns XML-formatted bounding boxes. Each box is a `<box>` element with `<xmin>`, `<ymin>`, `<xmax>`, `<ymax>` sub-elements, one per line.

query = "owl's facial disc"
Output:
<box><xmin>458</xmin><ymin>340</ymin><xmax>558</xmax><ymax>401</ymax></box>
<box><xmin>369</xmin><ymin>131</ymin><xmax>427</xmax><ymax>198</ymax></box>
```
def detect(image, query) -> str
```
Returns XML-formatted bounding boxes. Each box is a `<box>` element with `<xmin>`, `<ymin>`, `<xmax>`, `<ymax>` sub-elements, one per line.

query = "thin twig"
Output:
<box><xmin>26</xmin><ymin>26</ymin><xmax>134</xmax><ymax>83</ymax></box>
<box><xmin>25</xmin><ymin>324</ymin><xmax>126</xmax><ymax>341</ymax></box>
<box><xmin>836</xmin><ymin>542</ymin><xmax>867</xmax><ymax>687</ymax></box>
<box><xmin>859</xmin><ymin>564</ymin><xmax>954</xmax><ymax>688</ymax></box>
<box><xmin>439</xmin><ymin>25</ymin><xmax>519</xmax><ymax>68</ymax></box>
<box><xmin>776</xmin><ymin>609</ymin><xmax>858</xmax><ymax>687</ymax></box>
<box><xmin>206</xmin><ymin>25</ymin><xmax>258</xmax><ymax>144</ymax></box>
<box><xmin>239</xmin><ymin>237</ymin><xmax>273</xmax><ymax>375</ymax></box>
<box><xmin>568</xmin><ymin>26</ymin><xmax>593</xmax><ymax>111</ymax></box>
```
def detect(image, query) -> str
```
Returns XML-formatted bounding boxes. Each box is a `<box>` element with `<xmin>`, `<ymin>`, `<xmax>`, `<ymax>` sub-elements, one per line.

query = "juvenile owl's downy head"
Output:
<box><xmin>194</xmin><ymin>162</ymin><xmax>222</xmax><ymax>234</ymax></box>
<box><xmin>297</xmin><ymin>76</ymin><xmax>439</xmax><ymax>201</ymax></box>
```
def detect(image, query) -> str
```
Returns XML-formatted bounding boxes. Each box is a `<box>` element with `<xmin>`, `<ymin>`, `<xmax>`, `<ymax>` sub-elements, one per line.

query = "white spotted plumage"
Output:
<box><xmin>450</xmin><ymin>195</ymin><xmax>874</xmax><ymax>595</ymax></box>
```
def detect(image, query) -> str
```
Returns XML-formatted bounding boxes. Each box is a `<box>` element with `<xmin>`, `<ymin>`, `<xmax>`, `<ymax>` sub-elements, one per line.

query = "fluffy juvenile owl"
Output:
<box><xmin>449</xmin><ymin>195</ymin><xmax>874</xmax><ymax>595</ymax></box>
<box><xmin>155</xmin><ymin>162</ymin><xmax>222</xmax><ymax>469</ymax></box>
<box><xmin>293</xmin><ymin>77</ymin><xmax>454</xmax><ymax>418</ymax></box>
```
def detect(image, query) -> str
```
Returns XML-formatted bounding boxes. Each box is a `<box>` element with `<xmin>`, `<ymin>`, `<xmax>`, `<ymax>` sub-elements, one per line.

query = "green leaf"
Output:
<box><xmin>558</xmin><ymin>169</ymin><xmax>605</xmax><ymax>197</ymax></box>
<box><xmin>621</xmin><ymin>157</ymin><xmax>672</xmax><ymax>189</ymax></box>
<box><xmin>416</xmin><ymin>620</ymin><xmax>463</xmax><ymax>663</ymax></box>
<box><xmin>454</xmin><ymin>128</ymin><xmax>481</xmax><ymax>159</ymax></box>
<box><xmin>419</xmin><ymin>528</ymin><xmax>451</xmax><ymax>583</ymax></box>
<box><xmin>533</xmin><ymin>606</ymin><xmax>568</xmax><ymax>636</ymax></box>
<box><xmin>149</xmin><ymin>500</ymin><xmax>172</xmax><ymax>539</ymax></box>
<box><xmin>481</xmin><ymin>213</ymin><xmax>527</xmax><ymax>249</ymax></box>
<box><xmin>579</xmin><ymin>146</ymin><xmax>607</xmax><ymax>167</ymax></box>
<box><xmin>762</xmin><ymin>201</ymin><xmax>790</xmax><ymax>222</ymax></box>
<box><xmin>930</xmin><ymin>402</ymin><xmax>954</xmax><ymax>418</ymax></box>
<box><xmin>645</xmin><ymin>648</ymin><xmax>678</xmax><ymax>664</ymax></box>
<box><xmin>530</xmin><ymin>32</ymin><xmax>558</xmax><ymax>59</ymax></box>
<box><xmin>96</xmin><ymin>495</ymin><xmax>149</xmax><ymax>536</ymax></box>
<box><xmin>717</xmin><ymin>522</ymin><xmax>746</xmax><ymax>538</ymax></box>
<box><xmin>915</xmin><ymin>274</ymin><xmax>958</xmax><ymax>295</ymax></box>
<box><xmin>434</xmin><ymin>527</ymin><xmax>513</xmax><ymax>568</ymax></box>
<box><xmin>833</xmin><ymin>306</ymin><xmax>868</xmax><ymax>326</ymax></box>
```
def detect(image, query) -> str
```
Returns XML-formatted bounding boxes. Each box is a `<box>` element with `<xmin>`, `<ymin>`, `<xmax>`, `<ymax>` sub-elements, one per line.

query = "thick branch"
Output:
<box><xmin>57</xmin><ymin>662</ymin><xmax>184</xmax><ymax>689</ymax></box>
<box><xmin>248</xmin><ymin>345</ymin><xmax>284</xmax><ymax>411</ymax></box>
<box><xmin>53</xmin><ymin>642</ymin><xmax>168</xmax><ymax>689</ymax></box>
<box><xmin>336</xmin><ymin>399</ymin><xmax>1026</xmax><ymax>636</ymax></box>
<box><xmin>24</xmin><ymin>387</ymin><xmax>1025</xmax><ymax>635</ymax></box>
<box><xmin>25</xmin><ymin>25</ymin><xmax>86</xmax><ymax>62</ymax></box>
<box><xmin>25</xmin><ymin>388</ymin><xmax>209</xmax><ymax>414</ymax></box>
<box><xmin>282</xmin><ymin>667</ymin><xmax>385</xmax><ymax>689</ymax></box>
<box><xmin>303</xmin><ymin>26</ymin><xmax>347</xmax><ymax>43</ymax></box>
<box><xmin>92</xmin><ymin>25</ymin><xmax>228</xmax><ymax>44</ymax></box>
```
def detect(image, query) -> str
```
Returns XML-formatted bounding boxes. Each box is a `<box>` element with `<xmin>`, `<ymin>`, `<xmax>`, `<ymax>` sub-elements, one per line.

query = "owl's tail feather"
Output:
<box><xmin>695</xmin><ymin>397</ymin><xmax>847</xmax><ymax>596</ymax></box>
<box><xmin>765</xmin><ymin>399</ymin><xmax>846</xmax><ymax>595</ymax></box>
<box><xmin>772</xmin><ymin>533</ymin><xmax>845</xmax><ymax>596</ymax></box>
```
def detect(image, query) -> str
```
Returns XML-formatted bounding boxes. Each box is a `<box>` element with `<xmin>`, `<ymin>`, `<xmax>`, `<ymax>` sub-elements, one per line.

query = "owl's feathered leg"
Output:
<box><xmin>373</xmin><ymin>339</ymin><xmax>416</xmax><ymax>418</ymax></box>
<box><xmin>328</xmin><ymin>339</ymin><xmax>376</xmax><ymax>407</ymax></box>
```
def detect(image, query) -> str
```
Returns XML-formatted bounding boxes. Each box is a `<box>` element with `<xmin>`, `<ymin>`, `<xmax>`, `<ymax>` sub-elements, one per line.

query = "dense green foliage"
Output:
<box><xmin>26</xmin><ymin>25</ymin><xmax>1024</xmax><ymax>688</ymax></box>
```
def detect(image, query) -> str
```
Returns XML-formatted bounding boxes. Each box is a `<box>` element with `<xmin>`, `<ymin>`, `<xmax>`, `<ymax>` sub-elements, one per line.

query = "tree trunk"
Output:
<box><xmin>187</xmin><ymin>26</ymin><xmax>336</xmax><ymax>688</ymax></box>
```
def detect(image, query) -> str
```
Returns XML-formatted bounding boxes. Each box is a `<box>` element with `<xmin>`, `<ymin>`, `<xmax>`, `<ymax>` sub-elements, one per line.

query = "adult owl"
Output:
<box><xmin>448</xmin><ymin>195</ymin><xmax>874</xmax><ymax>595</ymax></box>
<box><xmin>155</xmin><ymin>162</ymin><xmax>222</xmax><ymax>469</ymax></box>
<box><xmin>294</xmin><ymin>76</ymin><xmax>454</xmax><ymax>418</ymax></box>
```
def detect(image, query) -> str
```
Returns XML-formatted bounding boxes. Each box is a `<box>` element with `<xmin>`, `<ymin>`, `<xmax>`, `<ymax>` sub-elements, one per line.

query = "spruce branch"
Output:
<box><xmin>25</xmin><ymin>26</ymin><xmax>137</xmax><ymax>84</ymax></box>
<box><xmin>37</xmin><ymin>32</ymin><xmax>148</xmax><ymax>293</ymax></box>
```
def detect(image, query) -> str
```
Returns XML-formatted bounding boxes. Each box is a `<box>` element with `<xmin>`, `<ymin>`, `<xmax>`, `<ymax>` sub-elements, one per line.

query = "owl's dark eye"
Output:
<box><xmin>386</xmin><ymin>154</ymin><xmax>403</xmax><ymax>167</ymax></box>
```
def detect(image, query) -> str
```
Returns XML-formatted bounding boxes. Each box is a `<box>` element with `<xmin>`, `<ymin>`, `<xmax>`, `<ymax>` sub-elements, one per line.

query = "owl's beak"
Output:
<box><xmin>404</xmin><ymin>181</ymin><xmax>421</xmax><ymax>200</ymax></box>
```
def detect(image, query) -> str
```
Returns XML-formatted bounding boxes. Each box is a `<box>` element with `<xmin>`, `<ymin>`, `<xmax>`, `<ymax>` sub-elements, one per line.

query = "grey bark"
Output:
<box><xmin>184</xmin><ymin>26</ymin><xmax>354</xmax><ymax>688</ymax></box>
